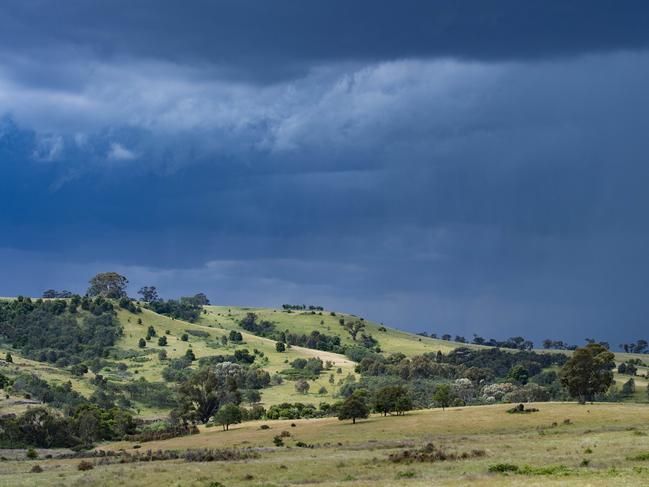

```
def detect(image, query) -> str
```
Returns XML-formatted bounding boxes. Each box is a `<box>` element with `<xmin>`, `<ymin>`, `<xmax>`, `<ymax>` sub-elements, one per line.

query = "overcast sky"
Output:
<box><xmin>1</xmin><ymin>1</ymin><xmax>649</xmax><ymax>345</ymax></box>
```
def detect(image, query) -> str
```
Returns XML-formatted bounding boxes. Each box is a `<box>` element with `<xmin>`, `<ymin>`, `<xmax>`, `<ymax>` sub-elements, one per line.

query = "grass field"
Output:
<box><xmin>3</xmin><ymin>402</ymin><xmax>649</xmax><ymax>486</ymax></box>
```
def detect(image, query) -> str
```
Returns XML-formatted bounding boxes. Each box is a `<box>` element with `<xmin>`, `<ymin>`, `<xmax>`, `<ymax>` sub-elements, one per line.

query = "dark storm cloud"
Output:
<box><xmin>1</xmin><ymin>2</ymin><xmax>649</xmax><ymax>344</ymax></box>
<box><xmin>1</xmin><ymin>0</ymin><xmax>648</xmax><ymax>82</ymax></box>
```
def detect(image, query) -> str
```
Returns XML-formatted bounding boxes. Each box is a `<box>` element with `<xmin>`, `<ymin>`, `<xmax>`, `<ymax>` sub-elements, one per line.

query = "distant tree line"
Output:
<box><xmin>282</xmin><ymin>304</ymin><xmax>324</xmax><ymax>311</ymax></box>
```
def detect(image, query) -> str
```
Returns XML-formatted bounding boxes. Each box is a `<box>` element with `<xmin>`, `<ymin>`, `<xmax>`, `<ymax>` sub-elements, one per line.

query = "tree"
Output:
<box><xmin>344</xmin><ymin>321</ymin><xmax>365</xmax><ymax>341</ymax></box>
<box><xmin>137</xmin><ymin>286</ymin><xmax>159</xmax><ymax>303</ymax></box>
<box><xmin>176</xmin><ymin>363</ymin><xmax>243</xmax><ymax>424</ymax></box>
<box><xmin>138</xmin><ymin>338</ymin><xmax>146</xmax><ymax>348</ymax></box>
<box><xmin>433</xmin><ymin>383</ymin><xmax>454</xmax><ymax>410</ymax></box>
<box><xmin>5</xmin><ymin>352</ymin><xmax>12</xmax><ymax>363</ymax></box>
<box><xmin>338</xmin><ymin>394</ymin><xmax>370</xmax><ymax>424</ymax></box>
<box><xmin>275</xmin><ymin>342</ymin><xmax>286</xmax><ymax>352</ymax></box>
<box><xmin>243</xmin><ymin>389</ymin><xmax>261</xmax><ymax>405</ymax></box>
<box><xmin>622</xmin><ymin>378</ymin><xmax>636</xmax><ymax>396</ymax></box>
<box><xmin>560</xmin><ymin>343</ymin><xmax>615</xmax><ymax>403</ymax></box>
<box><xmin>158</xmin><ymin>336</ymin><xmax>168</xmax><ymax>346</ymax></box>
<box><xmin>185</xmin><ymin>348</ymin><xmax>196</xmax><ymax>361</ymax></box>
<box><xmin>507</xmin><ymin>365</ymin><xmax>529</xmax><ymax>385</ymax></box>
<box><xmin>295</xmin><ymin>379</ymin><xmax>310</xmax><ymax>394</ymax></box>
<box><xmin>87</xmin><ymin>272</ymin><xmax>128</xmax><ymax>299</ymax></box>
<box><xmin>373</xmin><ymin>386</ymin><xmax>412</xmax><ymax>416</ymax></box>
<box><xmin>190</xmin><ymin>293</ymin><xmax>211</xmax><ymax>306</ymax></box>
<box><xmin>213</xmin><ymin>404</ymin><xmax>242</xmax><ymax>431</ymax></box>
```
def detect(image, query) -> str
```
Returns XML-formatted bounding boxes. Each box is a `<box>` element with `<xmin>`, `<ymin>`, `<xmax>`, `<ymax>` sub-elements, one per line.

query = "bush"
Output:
<box><xmin>26</xmin><ymin>448</ymin><xmax>38</xmax><ymax>459</ymax></box>
<box><xmin>389</xmin><ymin>443</ymin><xmax>486</xmax><ymax>463</ymax></box>
<box><xmin>30</xmin><ymin>465</ymin><xmax>43</xmax><ymax>473</ymax></box>
<box><xmin>273</xmin><ymin>436</ymin><xmax>284</xmax><ymax>447</ymax></box>
<box><xmin>77</xmin><ymin>460</ymin><xmax>94</xmax><ymax>471</ymax></box>
<box><xmin>507</xmin><ymin>404</ymin><xmax>539</xmax><ymax>414</ymax></box>
<box><xmin>488</xmin><ymin>463</ymin><xmax>519</xmax><ymax>473</ymax></box>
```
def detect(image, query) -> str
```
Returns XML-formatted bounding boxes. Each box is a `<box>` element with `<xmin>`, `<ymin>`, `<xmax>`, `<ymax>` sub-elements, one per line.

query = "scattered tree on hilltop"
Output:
<box><xmin>137</xmin><ymin>286</ymin><xmax>159</xmax><ymax>303</ymax></box>
<box><xmin>87</xmin><ymin>272</ymin><xmax>128</xmax><ymax>299</ymax></box>
<box><xmin>42</xmin><ymin>289</ymin><xmax>73</xmax><ymax>298</ymax></box>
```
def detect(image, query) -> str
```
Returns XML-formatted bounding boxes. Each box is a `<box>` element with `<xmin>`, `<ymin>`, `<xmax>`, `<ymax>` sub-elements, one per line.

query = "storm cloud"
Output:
<box><xmin>1</xmin><ymin>1</ymin><xmax>648</xmax><ymax>344</ymax></box>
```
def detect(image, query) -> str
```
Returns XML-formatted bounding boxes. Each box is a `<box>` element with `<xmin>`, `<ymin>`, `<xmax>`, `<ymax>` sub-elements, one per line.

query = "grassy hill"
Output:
<box><xmin>1</xmin><ymin>300</ymin><xmax>648</xmax><ymax>417</ymax></box>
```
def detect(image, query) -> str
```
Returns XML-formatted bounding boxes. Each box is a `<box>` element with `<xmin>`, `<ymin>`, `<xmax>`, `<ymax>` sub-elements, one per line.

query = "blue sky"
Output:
<box><xmin>1</xmin><ymin>1</ymin><xmax>649</xmax><ymax>344</ymax></box>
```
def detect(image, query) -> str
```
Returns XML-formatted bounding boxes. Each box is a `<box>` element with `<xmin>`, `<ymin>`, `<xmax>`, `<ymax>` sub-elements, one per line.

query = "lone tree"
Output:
<box><xmin>560</xmin><ymin>343</ymin><xmax>615</xmax><ymax>404</ymax></box>
<box><xmin>295</xmin><ymin>379</ymin><xmax>310</xmax><ymax>394</ymax></box>
<box><xmin>138</xmin><ymin>338</ymin><xmax>146</xmax><ymax>348</ymax></box>
<box><xmin>87</xmin><ymin>272</ymin><xmax>128</xmax><ymax>299</ymax></box>
<box><xmin>214</xmin><ymin>404</ymin><xmax>242</xmax><ymax>431</ymax></box>
<box><xmin>338</xmin><ymin>394</ymin><xmax>370</xmax><ymax>424</ymax></box>
<box><xmin>433</xmin><ymin>383</ymin><xmax>454</xmax><ymax>410</ymax></box>
<box><xmin>158</xmin><ymin>336</ymin><xmax>168</xmax><ymax>346</ymax></box>
<box><xmin>137</xmin><ymin>286</ymin><xmax>159</xmax><ymax>303</ymax></box>
<box><xmin>344</xmin><ymin>321</ymin><xmax>365</xmax><ymax>341</ymax></box>
<box><xmin>275</xmin><ymin>342</ymin><xmax>286</xmax><ymax>352</ymax></box>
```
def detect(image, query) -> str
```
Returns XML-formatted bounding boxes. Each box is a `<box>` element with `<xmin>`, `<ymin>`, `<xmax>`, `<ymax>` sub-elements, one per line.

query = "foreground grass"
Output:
<box><xmin>4</xmin><ymin>403</ymin><xmax>649</xmax><ymax>486</ymax></box>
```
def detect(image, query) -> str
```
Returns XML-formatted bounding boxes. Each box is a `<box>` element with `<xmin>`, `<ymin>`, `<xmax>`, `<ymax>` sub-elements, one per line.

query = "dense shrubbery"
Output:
<box><xmin>121</xmin><ymin>378</ymin><xmax>178</xmax><ymax>408</ymax></box>
<box><xmin>147</xmin><ymin>296</ymin><xmax>205</xmax><ymax>323</ymax></box>
<box><xmin>0</xmin><ymin>296</ymin><xmax>121</xmax><ymax>365</ymax></box>
<box><xmin>0</xmin><ymin>405</ymin><xmax>135</xmax><ymax>448</ymax></box>
<box><xmin>11</xmin><ymin>373</ymin><xmax>86</xmax><ymax>409</ymax></box>
<box><xmin>266</xmin><ymin>402</ymin><xmax>328</xmax><ymax>419</ymax></box>
<box><xmin>281</xmin><ymin>358</ymin><xmax>324</xmax><ymax>380</ymax></box>
<box><xmin>125</xmin><ymin>422</ymin><xmax>199</xmax><ymax>442</ymax></box>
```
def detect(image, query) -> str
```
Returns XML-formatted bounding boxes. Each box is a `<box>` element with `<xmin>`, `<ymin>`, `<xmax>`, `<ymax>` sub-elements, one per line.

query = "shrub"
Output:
<box><xmin>30</xmin><ymin>465</ymin><xmax>43</xmax><ymax>473</ymax></box>
<box><xmin>26</xmin><ymin>448</ymin><xmax>38</xmax><ymax>459</ymax></box>
<box><xmin>273</xmin><ymin>436</ymin><xmax>284</xmax><ymax>447</ymax></box>
<box><xmin>507</xmin><ymin>404</ymin><xmax>539</xmax><ymax>414</ymax></box>
<box><xmin>77</xmin><ymin>460</ymin><xmax>94</xmax><ymax>471</ymax></box>
<box><xmin>488</xmin><ymin>463</ymin><xmax>519</xmax><ymax>473</ymax></box>
<box><xmin>390</xmin><ymin>443</ymin><xmax>486</xmax><ymax>463</ymax></box>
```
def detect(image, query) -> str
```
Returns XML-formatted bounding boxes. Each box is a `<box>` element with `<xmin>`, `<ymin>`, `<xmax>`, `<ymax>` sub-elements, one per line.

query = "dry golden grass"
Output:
<box><xmin>4</xmin><ymin>402</ymin><xmax>649</xmax><ymax>486</ymax></box>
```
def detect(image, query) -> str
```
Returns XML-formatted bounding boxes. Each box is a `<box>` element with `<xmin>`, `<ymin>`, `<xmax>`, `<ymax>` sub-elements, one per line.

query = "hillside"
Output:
<box><xmin>1</xmin><ymin>299</ymin><xmax>647</xmax><ymax>419</ymax></box>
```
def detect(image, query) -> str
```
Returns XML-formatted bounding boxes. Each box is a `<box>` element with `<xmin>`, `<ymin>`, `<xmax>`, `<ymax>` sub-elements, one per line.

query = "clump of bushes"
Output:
<box><xmin>389</xmin><ymin>443</ymin><xmax>486</xmax><ymax>463</ymax></box>
<box><xmin>125</xmin><ymin>422</ymin><xmax>199</xmax><ymax>443</ymax></box>
<box><xmin>488</xmin><ymin>463</ymin><xmax>571</xmax><ymax>475</ymax></box>
<box><xmin>507</xmin><ymin>404</ymin><xmax>539</xmax><ymax>414</ymax></box>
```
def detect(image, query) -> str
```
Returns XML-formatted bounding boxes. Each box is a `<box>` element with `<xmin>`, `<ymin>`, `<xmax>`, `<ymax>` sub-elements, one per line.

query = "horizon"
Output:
<box><xmin>2</xmin><ymin>1</ymin><xmax>649</xmax><ymax>345</ymax></box>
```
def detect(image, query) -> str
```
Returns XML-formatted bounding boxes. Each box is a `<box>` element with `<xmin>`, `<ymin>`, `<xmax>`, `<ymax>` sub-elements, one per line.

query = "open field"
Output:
<box><xmin>3</xmin><ymin>403</ymin><xmax>649</xmax><ymax>486</ymax></box>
